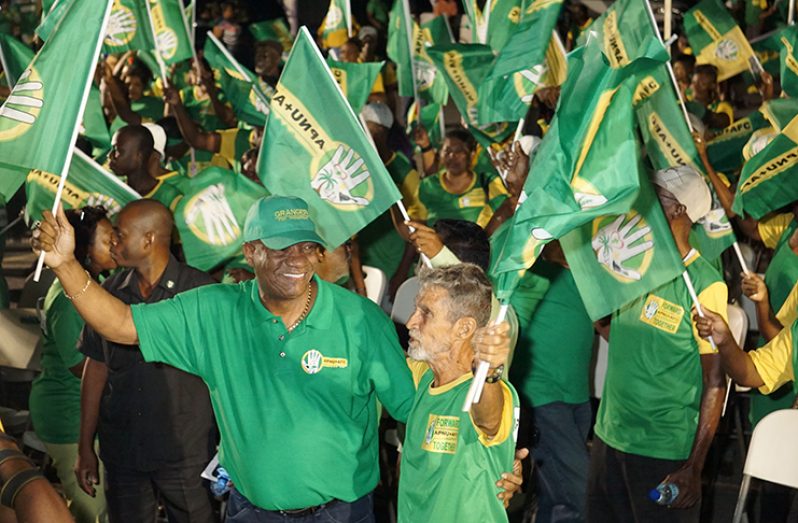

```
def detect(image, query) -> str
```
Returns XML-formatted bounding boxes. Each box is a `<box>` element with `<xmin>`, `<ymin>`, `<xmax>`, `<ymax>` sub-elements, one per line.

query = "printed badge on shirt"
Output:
<box><xmin>301</xmin><ymin>349</ymin><xmax>348</xmax><ymax>374</ymax></box>
<box><xmin>639</xmin><ymin>295</ymin><xmax>684</xmax><ymax>334</ymax></box>
<box><xmin>422</xmin><ymin>414</ymin><xmax>460</xmax><ymax>454</ymax></box>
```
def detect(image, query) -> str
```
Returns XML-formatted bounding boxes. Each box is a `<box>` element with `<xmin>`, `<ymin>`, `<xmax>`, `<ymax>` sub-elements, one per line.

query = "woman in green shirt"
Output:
<box><xmin>29</xmin><ymin>206</ymin><xmax>117</xmax><ymax>523</ymax></box>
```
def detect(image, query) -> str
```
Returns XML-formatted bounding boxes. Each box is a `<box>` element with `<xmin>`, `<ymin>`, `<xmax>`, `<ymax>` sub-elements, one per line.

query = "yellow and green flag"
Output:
<box><xmin>319</xmin><ymin>0</ymin><xmax>352</xmax><ymax>49</ymax></box>
<box><xmin>0</xmin><ymin>0</ymin><xmax>113</xmax><ymax>202</ymax></box>
<box><xmin>684</xmin><ymin>0</ymin><xmax>757</xmax><ymax>81</ymax></box>
<box><xmin>327</xmin><ymin>58</ymin><xmax>384</xmax><ymax>113</ymax></box>
<box><xmin>779</xmin><ymin>25</ymin><xmax>798</xmax><ymax>98</ymax></box>
<box><xmin>147</xmin><ymin>0</ymin><xmax>194</xmax><ymax>66</ymax></box>
<box><xmin>256</xmin><ymin>28</ymin><xmax>401</xmax><ymax>249</ymax></box>
<box><xmin>174</xmin><ymin>166</ymin><xmax>268</xmax><ymax>271</ymax></box>
<box><xmin>249</xmin><ymin>18</ymin><xmax>293</xmax><ymax>52</ymax></box>
<box><xmin>734</xmin><ymin>112</ymin><xmax>798</xmax><ymax>219</ymax></box>
<box><xmin>706</xmin><ymin>110</ymin><xmax>768</xmax><ymax>173</ymax></box>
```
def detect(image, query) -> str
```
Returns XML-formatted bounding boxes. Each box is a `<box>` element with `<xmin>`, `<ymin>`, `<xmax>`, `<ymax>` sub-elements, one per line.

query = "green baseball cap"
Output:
<box><xmin>243</xmin><ymin>195</ymin><xmax>325</xmax><ymax>250</ymax></box>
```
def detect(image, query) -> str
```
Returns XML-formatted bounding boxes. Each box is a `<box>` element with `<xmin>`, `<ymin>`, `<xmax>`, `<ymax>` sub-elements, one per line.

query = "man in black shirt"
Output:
<box><xmin>75</xmin><ymin>199</ymin><xmax>217</xmax><ymax>523</ymax></box>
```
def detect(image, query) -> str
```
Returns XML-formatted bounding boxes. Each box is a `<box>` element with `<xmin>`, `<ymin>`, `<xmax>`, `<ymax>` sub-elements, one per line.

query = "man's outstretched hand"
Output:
<box><xmin>31</xmin><ymin>204</ymin><xmax>77</xmax><ymax>269</ymax></box>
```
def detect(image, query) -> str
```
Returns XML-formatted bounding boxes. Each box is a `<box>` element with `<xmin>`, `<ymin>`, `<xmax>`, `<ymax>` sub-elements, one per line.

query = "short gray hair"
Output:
<box><xmin>417</xmin><ymin>263</ymin><xmax>493</xmax><ymax>327</ymax></box>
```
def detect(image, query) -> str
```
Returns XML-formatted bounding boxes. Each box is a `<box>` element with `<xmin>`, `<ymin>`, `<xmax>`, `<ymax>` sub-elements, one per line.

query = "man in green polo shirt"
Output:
<box><xmin>399</xmin><ymin>264</ymin><xmax>519</xmax><ymax>523</ymax></box>
<box><xmin>588</xmin><ymin>166</ymin><xmax>728</xmax><ymax>522</ymax></box>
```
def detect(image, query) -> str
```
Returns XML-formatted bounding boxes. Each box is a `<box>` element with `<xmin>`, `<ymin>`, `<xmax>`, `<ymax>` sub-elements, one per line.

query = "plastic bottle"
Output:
<box><xmin>648</xmin><ymin>482</ymin><xmax>679</xmax><ymax>506</ymax></box>
<box><xmin>210</xmin><ymin>467</ymin><xmax>231</xmax><ymax>497</ymax></box>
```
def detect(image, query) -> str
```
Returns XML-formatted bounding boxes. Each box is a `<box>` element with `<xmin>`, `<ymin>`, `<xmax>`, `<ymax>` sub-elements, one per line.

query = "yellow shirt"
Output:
<box><xmin>758</xmin><ymin>212</ymin><xmax>795</xmax><ymax>249</ymax></box>
<box><xmin>749</xmin><ymin>321</ymin><xmax>795</xmax><ymax>394</ymax></box>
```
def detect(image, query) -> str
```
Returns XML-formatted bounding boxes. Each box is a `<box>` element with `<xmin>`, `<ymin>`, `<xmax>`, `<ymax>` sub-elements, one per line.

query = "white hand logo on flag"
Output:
<box><xmin>414</xmin><ymin>60</ymin><xmax>437</xmax><ymax>91</ymax></box>
<box><xmin>574</xmin><ymin>191</ymin><xmax>609</xmax><ymax>210</ymax></box>
<box><xmin>312</xmin><ymin>145</ymin><xmax>371</xmax><ymax>207</ymax></box>
<box><xmin>185</xmin><ymin>183</ymin><xmax>240</xmax><ymax>246</ymax></box>
<box><xmin>156</xmin><ymin>30</ymin><xmax>179</xmax><ymax>60</ymax></box>
<box><xmin>86</xmin><ymin>193</ymin><xmax>122</xmax><ymax>216</ymax></box>
<box><xmin>698</xmin><ymin>208</ymin><xmax>732</xmax><ymax>236</ymax></box>
<box><xmin>592</xmin><ymin>213</ymin><xmax>653</xmax><ymax>281</ymax></box>
<box><xmin>104</xmin><ymin>6</ymin><xmax>137</xmax><ymax>47</ymax></box>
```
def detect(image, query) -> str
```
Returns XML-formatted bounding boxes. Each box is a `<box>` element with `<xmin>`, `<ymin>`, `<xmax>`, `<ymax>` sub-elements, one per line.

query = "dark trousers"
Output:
<box><xmin>532</xmin><ymin>401</ymin><xmax>592</xmax><ymax>523</ymax></box>
<box><xmin>587</xmin><ymin>437</ymin><xmax>700</xmax><ymax>523</ymax></box>
<box><xmin>105</xmin><ymin>463</ymin><xmax>215</xmax><ymax>523</ymax></box>
<box><xmin>226</xmin><ymin>488</ymin><xmax>375</xmax><ymax>523</ymax></box>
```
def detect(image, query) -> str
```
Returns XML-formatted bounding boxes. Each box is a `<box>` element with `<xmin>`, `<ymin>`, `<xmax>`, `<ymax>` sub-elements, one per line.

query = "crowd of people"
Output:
<box><xmin>0</xmin><ymin>0</ymin><xmax>796</xmax><ymax>522</ymax></box>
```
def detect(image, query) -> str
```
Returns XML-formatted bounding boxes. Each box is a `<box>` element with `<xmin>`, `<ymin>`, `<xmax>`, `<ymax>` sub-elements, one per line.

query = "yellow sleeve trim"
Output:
<box><xmin>750</xmin><ymin>327</ymin><xmax>795</xmax><ymax>394</ymax></box>
<box><xmin>776</xmin><ymin>282</ymin><xmax>798</xmax><ymax>327</ymax></box>
<box><xmin>470</xmin><ymin>381</ymin><xmax>514</xmax><ymax>447</ymax></box>
<box><xmin>757</xmin><ymin>213</ymin><xmax>794</xmax><ymax>250</ymax></box>
<box><xmin>406</xmin><ymin>359</ymin><xmax>429</xmax><ymax>389</ymax></box>
<box><xmin>695</xmin><ymin>282</ymin><xmax>728</xmax><ymax>355</ymax></box>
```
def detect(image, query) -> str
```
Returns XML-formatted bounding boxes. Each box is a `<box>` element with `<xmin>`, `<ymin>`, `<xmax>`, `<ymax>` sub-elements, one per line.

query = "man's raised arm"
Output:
<box><xmin>32</xmin><ymin>205</ymin><xmax>138</xmax><ymax>345</ymax></box>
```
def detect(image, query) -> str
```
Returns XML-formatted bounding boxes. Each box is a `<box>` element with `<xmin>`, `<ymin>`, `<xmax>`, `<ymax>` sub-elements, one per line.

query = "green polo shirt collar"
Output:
<box><xmin>247</xmin><ymin>275</ymin><xmax>333</xmax><ymax>330</ymax></box>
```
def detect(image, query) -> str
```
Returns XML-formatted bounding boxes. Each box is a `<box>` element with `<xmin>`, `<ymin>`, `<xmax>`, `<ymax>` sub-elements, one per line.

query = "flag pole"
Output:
<box><xmin>206</xmin><ymin>31</ymin><xmax>270</xmax><ymax>109</ymax></box>
<box><xmin>0</xmin><ymin>42</ymin><xmax>13</xmax><ymax>89</ymax></box>
<box><xmin>144</xmin><ymin>0</ymin><xmax>169</xmax><ymax>84</ymax></box>
<box><xmin>345</xmin><ymin>0</ymin><xmax>353</xmax><ymax>37</ymax></box>
<box><xmin>34</xmin><ymin>0</ymin><xmax>116</xmax><ymax>281</ymax></box>
<box><xmin>481</xmin><ymin>0</ymin><xmax>493</xmax><ymax>44</ymax></box>
<box><xmin>664</xmin><ymin>0</ymin><xmax>672</xmax><ymax>42</ymax></box>
<box><xmin>790</xmin><ymin>0</ymin><xmax>796</xmax><ymax>25</ymax></box>
<box><xmin>401</xmin><ymin>0</ymin><xmax>420</xmax><ymax>108</ymax></box>
<box><xmin>462</xmin><ymin>302</ymin><xmax>508</xmax><ymax>411</ymax></box>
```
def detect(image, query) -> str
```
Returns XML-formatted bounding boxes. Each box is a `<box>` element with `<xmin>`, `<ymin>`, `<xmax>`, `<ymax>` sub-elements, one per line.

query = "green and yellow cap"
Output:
<box><xmin>243</xmin><ymin>195</ymin><xmax>325</xmax><ymax>250</ymax></box>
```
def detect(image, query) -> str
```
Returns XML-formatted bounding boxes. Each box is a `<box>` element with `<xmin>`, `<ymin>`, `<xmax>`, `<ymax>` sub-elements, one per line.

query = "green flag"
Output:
<box><xmin>489</xmin><ymin>33</ymin><xmax>667</xmax><ymax>299</ymax></box>
<box><xmin>249</xmin><ymin>18</ymin><xmax>293</xmax><ymax>52</ymax></box>
<box><xmin>256</xmin><ymin>28</ymin><xmax>402</xmax><ymax>249</ymax></box>
<box><xmin>147</xmin><ymin>0</ymin><xmax>194</xmax><ymax>66</ymax></box>
<box><xmin>751</xmin><ymin>27</ymin><xmax>785</xmax><ymax>76</ymax></box>
<box><xmin>684</xmin><ymin>0</ymin><xmax>757</xmax><ymax>82</ymax></box>
<box><xmin>0</xmin><ymin>33</ymin><xmax>34</xmax><ymax>85</ymax></box>
<box><xmin>320</xmin><ymin>0</ymin><xmax>351</xmax><ymax>49</ymax></box>
<box><xmin>204</xmin><ymin>32</ymin><xmax>272</xmax><ymax>126</ymax></box>
<box><xmin>734</xmin><ymin>112</ymin><xmax>798</xmax><ymax>220</ymax></box>
<box><xmin>779</xmin><ymin>25</ymin><xmax>798</xmax><ymax>98</ymax></box>
<box><xmin>25</xmin><ymin>148</ymin><xmax>140</xmax><ymax>222</ymax></box>
<box><xmin>0</xmin><ymin>0</ymin><xmax>113</xmax><ymax>202</ymax></box>
<box><xmin>561</xmin><ymin>170</ymin><xmax>683</xmax><ymax>320</ymax></box>
<box><xmin>633</xmin><ymin>67</ymin><xmax>735</xmax><ymax>260</ymax></box>
<box><xmin>326</xmin><ymin>58</ymin><xmax>384</xmax><ymax>113</ymax></box>
<box><xmin>387</xmin><ymin>2</ymin><xmax>449</xmax><ymax>105</ymax></box>
<box><xmin>484</xmin><ymin>0</ymin><xmax>523</xmax><ymax>51</ymax></box>
<box><xmin>761</xmin><ymin>97</ymin><xmax>798</xmax><ymax>132</ymax></box>
<box><xmin>102</xmin><ymin>0</ymin><xmax>155</xmax><ymax>54</ymax></box>
<box><xmin>477</xmin><ymin>0</ymin><xmax>564</xmax><ymax>124</ymax></box>
<box><xmin>706</xmin><ymin>110</ymin><xmax>768</xmax><ymax>173</ymax></box>
<box><xmin>407</xmin><ymin>101</ymin><xmax>444</xmax><ymax>149</ymax></box>
<box><xmin>174</xmin><ymin>166</ymin><xmax>268</xmax><ymax>271</ymax></box>
<box><xmin>427</xmin><ymin>43</ymin><xmax>494</xmax><ymax>127</ymax></box>
<box><xmin>36</xmin><ymin>0</ymin><xmax>73</xmax><ymax>42</ymax></box>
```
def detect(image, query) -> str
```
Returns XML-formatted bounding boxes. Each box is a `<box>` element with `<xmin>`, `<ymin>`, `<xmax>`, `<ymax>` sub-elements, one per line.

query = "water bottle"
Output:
<box><xmin>210</xmin><ymin>467</ymin><xmax>232</xmax><ymax>497</ymax></box>
<box><xmin>648</xmin><ymin>482</ymin><xmax>679</xmax><ymax>506</ymax></box>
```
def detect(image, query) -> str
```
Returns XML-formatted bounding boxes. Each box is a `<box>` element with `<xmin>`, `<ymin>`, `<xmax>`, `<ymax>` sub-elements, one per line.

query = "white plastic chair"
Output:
<box><xmin>361</xmin><ymin>266</ymin><xmax>387</xmax><ymax>306</ymax></box>
<box><xmin>390</xmin><ymin>277</ymin><xmax>420</xmax><ymax>325</ymax></box>
<box><xmin>732</xmin><ymin>409</ymin><xmax>798</xmax><ymax>523</ymax></box>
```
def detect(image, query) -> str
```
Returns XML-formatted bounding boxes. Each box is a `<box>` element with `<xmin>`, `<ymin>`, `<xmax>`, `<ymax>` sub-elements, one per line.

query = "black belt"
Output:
<box><xmin>277</xmin><ymin>498</ymin><xmax>340</xmax><ymax>517</ymax></box>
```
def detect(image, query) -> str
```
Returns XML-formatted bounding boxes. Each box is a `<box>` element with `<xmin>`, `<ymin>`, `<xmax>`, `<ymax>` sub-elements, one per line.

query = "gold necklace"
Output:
<box><xmin>287</xmin><ymin>283</ymin><xmax>313</xmax><ymax>333</ymax></box>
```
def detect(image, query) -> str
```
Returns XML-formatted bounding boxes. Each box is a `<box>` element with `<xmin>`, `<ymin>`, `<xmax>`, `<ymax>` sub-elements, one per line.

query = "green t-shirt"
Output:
<box><xmin>398</xmin><ymin>363</ymin><xmax>518</xmax><ymax>523</ymax></box>
<box><xmin>143</xmin><ymin>171</ymin><xmax>185</xmax><ymax>211</ymax></box>
<box><xmin>131</xmin><ymin>277</ymin><xmax>415</xmax><ymax>510</ymax></box>
<box><xmin>595</xmin><ymin>252</ymin><xmax>727</xmax><ymax>460</ymax></box>
<box><xmin>181</xmin><ymin>85</ymin><xmax>227</xmax><ymax>132</ymax></box>
<box><xmin>358</xmin><ymin>152</ymin><xmax>415</xmax><ymax>277</ymax></box>
<box><xmin>509</xmin><ymin>262</ymin><xmax>594</xmax><ymax>407</ymax></box>
<box><xmin>415</xmin><ymin>170</ymin><xmax>508</xmax><ymax>228</ymax></box>
<box><xmin>29</xmin><ymin>281</ymin><xmax>85</xmax><ymax>443</ymax></box>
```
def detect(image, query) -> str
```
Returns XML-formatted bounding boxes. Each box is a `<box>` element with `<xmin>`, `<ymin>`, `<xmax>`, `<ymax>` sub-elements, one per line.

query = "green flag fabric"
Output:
<box><xmin>102</xmin><ymin>0</ymin><xmax>155</xmax><ymax>54</ymax></box>
<box><xmin>489</xmin><ymin>32</ymin><xmax>667</xmax><ymax>299</ymax></box>
<box><xmin>387</xmin><ymin>2</ymin><xmax>450</xmax><ymax>105</ymax></box>
<box><xmin>320</xmin><ymin>0</ymin><xmax>351</xmax><ymax>49</ymax></box>
<box><xmin>25</xmin><ymin>148</ymin><xmax>140</xmax><ymax>222</ymax></box>
<box><xmin>0</xmin><ymin>33</ymin><xmax>34</xmax><ymax>85</ymax></box>
<box><xmin>751</xmin><ymin>28</ymin><xmax>785</xmax><ymax>76</ymax></box>
<box><xmin>0</xmin><ymin>0</ymin><xmax>113</xmax><ymax>202</ymax></box>
<box><xmin>427</xmin><ymin>43</ymin><xmax>494</xmax><ymax>127</ymax></box>
<box><xmin>633</xmin><ymin>67</ymin><xmax>735</xmax><ymax>260</ymax></box>
<box><xmin>204</xmin><ymin>33</ymin><xmax>272</xmax><ymax>126</ymax></box>
<box><xmin>147</xmin><ymin>0</ymin><xmax>194</xmax><ymax>66</ymax></box>
<box><xmin>35</xmin><ymin>0</ymin><xmax>73</xmax><ymax>42</ymax></box>
<box><xmin>249</xmin><ymin>18</ymin><xmax>293</xmax><ymax>52</ymax></box>
<box><xmin>779</xmin><ymin>25</ymin><xmax>798</xmax><ymax>98</ymax></box>
<box><xmin>326</xmin><ymin>58</ymin><xmax>384</xmax><ymax>113</ymax></box>
<box><xmin>706</xmin><ymin>110</ymin><xmax>768</xmax><ymax>173</ymax></box>
<box><xmin>734</xmin><ymin>112</ymin><xmax>798</xmax><ymax>220</ymax></box>
<box><xmin>561</xmin><ymin>170</ymin><xmax>683</xmax><ymax>321</ymax></box>
<box><xmin>684</xmin><ymin>0</ymin><xmax>757</xmax><ymax>82</ymax></box>
<box><xmin>407</xmin><ymin>101</ymin><xmax>444</xmax><ymax>149</ymax></box>
<box><xmin>761</xmin><ymin>97</ymin><xmax>798</xmax><ymax>132</ymax></box>
<box><xmin>256</xmin><ymin>28</ymin><xmax>401</xmax><ymax>249</ymax></box>
<box><xmin>484</xmin><ymin>0</ymin><xmax>523</xmax><ymax>51</ymax></box>
<box><xmin>174</xmin><ymin>166</ymin><xmax>268</xmax><ymax>271</ymax></box>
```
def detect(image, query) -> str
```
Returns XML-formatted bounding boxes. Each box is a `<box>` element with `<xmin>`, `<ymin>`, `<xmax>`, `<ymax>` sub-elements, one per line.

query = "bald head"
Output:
<box><xmin>119</xmin><ymin>199</ymin><xmax>173</xmax><ymax>247</ymax></box>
